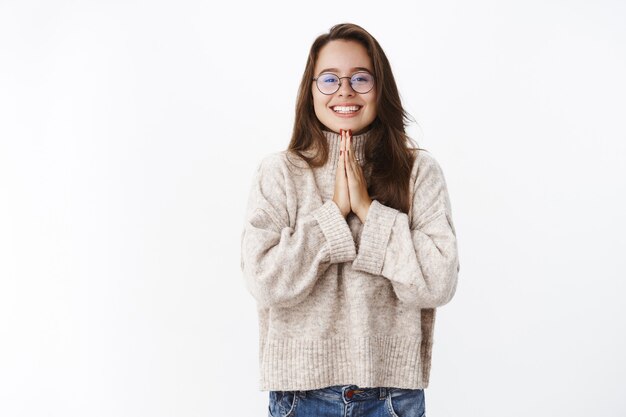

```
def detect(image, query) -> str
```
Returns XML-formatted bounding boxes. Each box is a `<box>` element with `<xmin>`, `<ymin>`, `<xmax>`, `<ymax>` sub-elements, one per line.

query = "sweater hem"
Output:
<box><xmin>258</xmin><ymin>334</ymin><xmax>430</xmax><ymax>392</ymax></box>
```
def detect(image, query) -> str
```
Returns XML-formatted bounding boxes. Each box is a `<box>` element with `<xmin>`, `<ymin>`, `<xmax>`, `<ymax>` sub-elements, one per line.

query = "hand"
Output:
<box><xmin>344</xmin><ymin>129</ymin><xmax>372</xmax><ymax>223</ymax></box>
<box><xmin>332</xmin><ymin>131</ymin><xmax>351</xmax><ymax>218</ymax></box>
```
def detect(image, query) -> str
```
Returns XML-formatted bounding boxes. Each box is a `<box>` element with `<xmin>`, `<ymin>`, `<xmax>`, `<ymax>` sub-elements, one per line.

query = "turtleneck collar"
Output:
<box><xmin>322</xmin><ymin>130</ymin><xmax>370</xmax><ymax>168</ymax></box>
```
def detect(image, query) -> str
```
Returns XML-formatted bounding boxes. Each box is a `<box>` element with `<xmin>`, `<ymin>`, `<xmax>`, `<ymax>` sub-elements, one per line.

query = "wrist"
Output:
<box><xmin>357</xmin><ymin>200</ymin><xmax>372</xmax><ymax>222</ymax></box>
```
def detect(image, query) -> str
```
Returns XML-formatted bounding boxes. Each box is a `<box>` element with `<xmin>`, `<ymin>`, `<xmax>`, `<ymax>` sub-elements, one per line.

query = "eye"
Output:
<box><xmin>352</xmin><ymin>73</ymin><xmax>372</xmax><ymax>83</ymax></box>
<box><xmin>319</xmin><ymin>74</ymin><xmax>339</xmax><ymax>83</ymax></box>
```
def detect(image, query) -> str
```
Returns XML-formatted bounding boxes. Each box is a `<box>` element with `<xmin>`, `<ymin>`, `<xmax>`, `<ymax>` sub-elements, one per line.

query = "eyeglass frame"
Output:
<box><xmin>312</xmin><ymin>71</ymin><xmax>376</xmax><ymax>95</ymax></box>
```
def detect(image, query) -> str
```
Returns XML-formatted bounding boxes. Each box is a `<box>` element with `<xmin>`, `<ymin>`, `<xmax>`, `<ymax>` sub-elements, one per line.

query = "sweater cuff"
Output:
<box><xmin>353</xmin><ymin>199</ymin><xmax>399</xmax><ymax>275</ymax></box>
<box><xmin>312</xmin><ymin>200</ymin><xmax>357</xmax><ymax>264</ymax></box>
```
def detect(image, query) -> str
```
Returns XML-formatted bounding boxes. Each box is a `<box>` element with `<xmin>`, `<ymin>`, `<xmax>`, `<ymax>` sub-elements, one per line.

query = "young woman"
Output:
<box><xmin>240</xmin><ymin>23</ymin><xmax>460</xmax><ymax>417</ymax></box>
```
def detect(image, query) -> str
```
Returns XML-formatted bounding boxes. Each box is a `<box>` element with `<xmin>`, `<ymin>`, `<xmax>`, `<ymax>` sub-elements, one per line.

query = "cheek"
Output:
<box><xmin>366</xmin><ymin>100</ymin><xmax>378</xmax><ymax>121</ymax></box>
<box><xmin>312</xmin><ymin>93</ymin><xmax>329</xmax><ymax>115</ymax></box>
<box><xmin>312</xmin><ymin>96</ymin><xmax>321</xmax><ymax>112</ymax></box>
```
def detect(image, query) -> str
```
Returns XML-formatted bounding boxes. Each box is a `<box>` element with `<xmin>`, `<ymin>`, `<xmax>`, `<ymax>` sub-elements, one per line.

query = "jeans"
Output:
<box><xmin>268</xmin><ymin>385</ymin><xmax>426</xmax><ymax>417</ymax></box>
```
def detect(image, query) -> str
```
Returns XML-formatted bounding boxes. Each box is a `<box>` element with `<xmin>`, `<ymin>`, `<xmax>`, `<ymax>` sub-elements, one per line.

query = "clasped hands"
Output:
<box><xmin>332</xmin><ymin>129</ymin><xmax>372</xmax><ymax>223</ymax></box>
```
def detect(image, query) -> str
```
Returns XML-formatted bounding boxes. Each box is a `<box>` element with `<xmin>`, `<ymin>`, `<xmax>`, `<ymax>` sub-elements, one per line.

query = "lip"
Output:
<box><xmin>330</xmin><ymin>103</ymin><xmax>363</xmax><ymax>118</ymax></box>
<box><xmin>331</xmin><ymin>103</ymin><xmax>362</xmax><ymax>109</ymax></box>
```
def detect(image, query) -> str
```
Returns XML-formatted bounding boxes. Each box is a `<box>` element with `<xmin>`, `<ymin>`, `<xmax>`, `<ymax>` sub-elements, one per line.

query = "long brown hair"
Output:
<box><xmin>286</xmin><ymin>23</ymin><xmax>424</xmax><ymax>214</ymax></box>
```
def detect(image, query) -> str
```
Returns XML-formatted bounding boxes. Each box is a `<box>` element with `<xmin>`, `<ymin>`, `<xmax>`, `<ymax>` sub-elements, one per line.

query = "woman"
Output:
<box><xmin>240</xmin><ymin>22</ymin><xmax>460</xmax><ymax>417</ymax></box>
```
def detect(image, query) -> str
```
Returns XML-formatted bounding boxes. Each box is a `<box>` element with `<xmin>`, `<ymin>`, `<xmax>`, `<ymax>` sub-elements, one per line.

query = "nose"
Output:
<box><xmin>337</xmin><ymin>79</ymin><xmax>355</xmax><ymax>97</ymax></box>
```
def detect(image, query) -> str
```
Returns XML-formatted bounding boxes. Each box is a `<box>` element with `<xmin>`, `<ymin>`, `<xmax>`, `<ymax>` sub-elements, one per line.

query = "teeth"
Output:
<box><xmin>333</xmin><ymin>105</ymin><xmax>360</xmax><ymax>113</ymax></box>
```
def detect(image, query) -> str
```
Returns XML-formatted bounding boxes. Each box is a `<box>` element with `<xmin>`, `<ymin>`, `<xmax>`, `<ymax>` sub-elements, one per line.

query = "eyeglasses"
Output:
<box><xmin>312</xmin><ymin>71</ymin><xmax>375</xmax><ymax>95</ymax></box>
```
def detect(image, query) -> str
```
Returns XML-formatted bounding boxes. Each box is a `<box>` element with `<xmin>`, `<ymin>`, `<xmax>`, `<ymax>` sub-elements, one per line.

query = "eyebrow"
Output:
<box><xmin>317</xmin><ymin>67</ymin><xmax>373</xmax><ymax>75</ymax></box>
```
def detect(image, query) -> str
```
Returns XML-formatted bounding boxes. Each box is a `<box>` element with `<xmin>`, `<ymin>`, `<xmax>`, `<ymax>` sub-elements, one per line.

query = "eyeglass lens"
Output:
<box><xmin>316</xmin><ymin>72</ymin><xmax>374</xmax><ymax>95</ymax></box>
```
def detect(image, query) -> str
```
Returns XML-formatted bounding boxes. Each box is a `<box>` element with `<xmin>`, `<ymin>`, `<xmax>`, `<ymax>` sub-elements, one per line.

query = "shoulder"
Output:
<box><xmin>409</xmin><ymin>148</ymin><xmax>448</xmax><ymax>186</ymax></box>
<box><xmin>253</xmin><ymin>150</ymin><xmax>309</xmax><ymax>185</ymax></box>
<box><xmin>258</xmin><ymin>149</ymin><xmax>310</xmax><ymax>175</ymax></box>
<box><xmin>256</xmin><ymin>151</ymin><xmax>285</xmax><ymax>172</ymax></box>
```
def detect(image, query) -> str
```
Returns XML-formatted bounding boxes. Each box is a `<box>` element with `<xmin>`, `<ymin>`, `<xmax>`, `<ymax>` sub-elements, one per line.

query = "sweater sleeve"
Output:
<box><xmin>352</xmin><ymin>152</ymin><xmax>460</xmax><ymax>308</ymax></box>
<box><xmin>240</xmin><ymin>154</ymin><xmax>357</xmax><ymax>309</ymax></box>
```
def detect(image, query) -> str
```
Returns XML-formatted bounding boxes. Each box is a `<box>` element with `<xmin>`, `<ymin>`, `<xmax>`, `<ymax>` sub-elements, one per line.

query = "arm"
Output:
<box><xmin>240</xmin><ymin>154</ymin><xmax>357</xmax><ymax>309</ymax></box>
<box><xmin>352</xmin><ymin>153</ymin><xmax>460</xmax><ymax>307</ymax></box>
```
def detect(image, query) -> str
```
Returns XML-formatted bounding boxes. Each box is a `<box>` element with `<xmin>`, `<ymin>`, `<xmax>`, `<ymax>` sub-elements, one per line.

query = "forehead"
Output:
<box><xmin>314</xmin><ymin>40</ymin><xmax>373</xmax><ymax>74</ymax></box>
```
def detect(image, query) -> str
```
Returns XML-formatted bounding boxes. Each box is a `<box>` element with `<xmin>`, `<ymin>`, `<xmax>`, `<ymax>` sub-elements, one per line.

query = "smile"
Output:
<box><xmin>331</xmin><ymin>105</ymin><xmax>362</xmax><ymax>114</ymax></box>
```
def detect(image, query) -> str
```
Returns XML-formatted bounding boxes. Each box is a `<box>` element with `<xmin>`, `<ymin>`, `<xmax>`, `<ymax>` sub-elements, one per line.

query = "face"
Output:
<box><xmin>312</xmin><ymin>40</ymin><xmax>377</xmax><ymax>135</ymax></box>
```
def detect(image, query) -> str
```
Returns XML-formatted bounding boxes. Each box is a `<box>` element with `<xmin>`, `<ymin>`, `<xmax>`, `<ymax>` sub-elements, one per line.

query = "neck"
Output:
<box><xmin>322</xmin><ymin>130</ymin><xmax>369</xmax><ymax>167</ymax></box>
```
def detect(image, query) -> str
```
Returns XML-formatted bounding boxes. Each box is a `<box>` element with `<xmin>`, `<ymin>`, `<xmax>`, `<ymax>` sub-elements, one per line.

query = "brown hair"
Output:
<box><xmin>286</xmin><ymin>23</ymin><xmax>425</xmax><ymax>214</ymax></box>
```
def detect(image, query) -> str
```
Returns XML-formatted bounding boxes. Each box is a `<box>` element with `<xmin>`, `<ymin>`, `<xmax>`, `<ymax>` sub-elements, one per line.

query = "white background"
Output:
<box><xmin>1</xmin><ymin>1</ymin><xmax>625</xmax><ymax>416</ymax></box>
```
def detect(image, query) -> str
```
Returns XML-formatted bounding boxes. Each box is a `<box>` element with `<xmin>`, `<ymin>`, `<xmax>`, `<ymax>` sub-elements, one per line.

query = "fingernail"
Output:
<box><xmin>339</xmin><ymin>129</ymin><xmax>344</xmax><ymax>135</ymax></box>
<box><xmin>348</xmin><ymin>129</ymin><xmax>352</xmax><ymax>136</ymax></box>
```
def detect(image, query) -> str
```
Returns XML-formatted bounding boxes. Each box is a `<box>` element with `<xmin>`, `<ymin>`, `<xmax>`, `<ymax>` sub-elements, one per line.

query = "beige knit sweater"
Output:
<box><xmin>240</xmin><ymin>130</ymin><xmax>460</xmax><ymax>391</ymax></box>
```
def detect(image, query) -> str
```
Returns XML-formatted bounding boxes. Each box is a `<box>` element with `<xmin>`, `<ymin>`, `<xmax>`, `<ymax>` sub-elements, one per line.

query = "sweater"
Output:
<box><xmin>240</xmin><ymin>130</ymin><xmax>460</xmax><ymax>391</ymax></box>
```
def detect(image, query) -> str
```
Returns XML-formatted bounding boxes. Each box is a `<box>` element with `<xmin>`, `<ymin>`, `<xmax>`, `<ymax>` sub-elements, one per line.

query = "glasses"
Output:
<box><xmin>312</xmin><ymin>71</ymin><xmax>375</xmax><ymax>95</ymax></box>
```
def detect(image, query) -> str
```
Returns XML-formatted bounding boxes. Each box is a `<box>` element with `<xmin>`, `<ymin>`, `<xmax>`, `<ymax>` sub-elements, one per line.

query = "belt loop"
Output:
<box><xmin>379</xmin><ymin>387</ymin><xmax>387</xmax><ymax>400</ymax></box>
<box><xmin>297</xmin><ymin>390</ymin><xmax>307</xmax><ymax>399</ymax></box>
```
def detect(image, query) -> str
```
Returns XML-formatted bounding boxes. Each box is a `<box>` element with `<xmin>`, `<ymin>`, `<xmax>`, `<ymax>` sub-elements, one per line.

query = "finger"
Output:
<box><xmin>338</xmin><ymin>132</ymin><xmax>346</xmax><ymax>175</ymax></box>
<box><xmin>346</xmin><ymin>130</ymin><xmax>352</xmax><ymax>164</ymax></box>
<box><xmin>343</xmin><ymin>131</ymin><xmax>349</xmax><ymax>163</ymax></box>
<box><xmin>345</xmin><ymin>145</ymin><xmax>355</xmax><ymax>179</ymax></box>
<box><xmin>345</xmin><ymin>149</ymin><xmax>363</xmax><ymax>183</ymax></box>
<box><xmin>350</xmin><ymin>131</ymin><xmax>358</xmax><ymax>164</ymax></box>
<box><xmin>345</xmin><ymin>159</ymin><xmax>352</xmax><ymax>182</ymax></box>
<box><xmin>346</xmin><ymin>131</ymin><xmax>355</xmax><ymax>177</ymax></box>
<box><xmin>340</xmin><ymin>131</ymin><xmax>345</xmax><ymax>162</ymax></box>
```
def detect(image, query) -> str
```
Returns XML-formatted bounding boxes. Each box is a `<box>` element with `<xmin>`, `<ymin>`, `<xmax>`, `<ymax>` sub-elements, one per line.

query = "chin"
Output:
<box><xmin>324</xmin><ymin>122</ymin><xmax>370</xmax><ymax>135</ymax></box>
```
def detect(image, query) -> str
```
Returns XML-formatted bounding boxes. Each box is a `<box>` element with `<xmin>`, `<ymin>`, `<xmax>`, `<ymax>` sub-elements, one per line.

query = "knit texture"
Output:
<box><xmin>240</xmin><ymin>130</ymin><xmax>460</xmax><ymax>391</ymax></box>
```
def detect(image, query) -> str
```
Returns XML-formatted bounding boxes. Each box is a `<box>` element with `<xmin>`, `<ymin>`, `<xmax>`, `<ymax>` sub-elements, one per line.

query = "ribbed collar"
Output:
<box><xmin>322</xmin><ymin>130</ymin><xmax>371</xmax><ymax>169</ymax></box>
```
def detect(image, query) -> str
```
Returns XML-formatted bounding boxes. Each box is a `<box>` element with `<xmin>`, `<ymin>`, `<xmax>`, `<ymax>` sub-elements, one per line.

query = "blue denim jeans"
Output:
<box><xmin>268</xmin><ymin>385</ymin><xmax>426</xmax><ymax>417</ymax></box>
